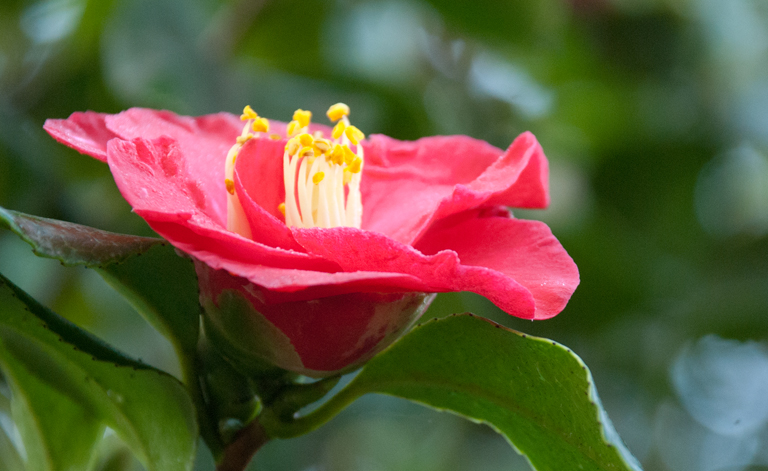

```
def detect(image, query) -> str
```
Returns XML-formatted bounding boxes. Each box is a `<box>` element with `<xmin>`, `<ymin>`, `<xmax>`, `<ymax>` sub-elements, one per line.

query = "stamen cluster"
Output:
<box><xmin>225</xmin><ymin>103</ymin><xmax>365</xmax><ymax>237</ymax></box>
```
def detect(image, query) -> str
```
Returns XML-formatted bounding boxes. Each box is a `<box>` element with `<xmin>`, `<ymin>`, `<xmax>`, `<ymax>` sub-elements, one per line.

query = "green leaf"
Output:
<box><xmin>0</xmin><ymin>206</ymin><xmax>200</xmax><ymax>354</ymax></box>
<box><xmin>268</xmin><ymin>314</ymin><xmax>640</xmax><ymax>471</ymax></box>
<box><xmin>0</xmin><ymin>206</ymin><xmax>159</xmax><ymax>267</ymax></box>
<box><xmin>0</xmin><ymin>272</ymin><xmax>197</xmax><ymax>471</ymax></box>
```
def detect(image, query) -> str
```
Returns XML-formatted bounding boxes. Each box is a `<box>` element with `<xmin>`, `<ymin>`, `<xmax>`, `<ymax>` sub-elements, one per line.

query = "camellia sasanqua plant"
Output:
<box><xmin>0</xmin><ymin>103</ymin><xmax>642</xmax><ymax>470</ymax></box>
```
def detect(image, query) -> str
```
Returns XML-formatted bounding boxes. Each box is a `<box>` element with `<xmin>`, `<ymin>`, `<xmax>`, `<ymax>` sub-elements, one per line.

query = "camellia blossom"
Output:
<box><xmin>44</xmin><ymin>104</ymin><xmax>579</xmax><ymax>376</ymax></box>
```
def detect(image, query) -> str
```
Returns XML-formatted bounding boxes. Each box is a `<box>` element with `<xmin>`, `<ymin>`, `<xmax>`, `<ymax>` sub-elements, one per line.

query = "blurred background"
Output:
<box><xmin>1</xmin><ymin>0</ymin><xmax>768</xmax><ymax>469</ymax></box>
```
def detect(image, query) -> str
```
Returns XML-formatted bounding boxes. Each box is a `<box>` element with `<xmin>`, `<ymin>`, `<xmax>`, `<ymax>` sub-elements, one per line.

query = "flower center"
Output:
<box><xmin>225</xmin><ymin>104</ymin><xmax>365</xmax><ymax>237</ymax></box>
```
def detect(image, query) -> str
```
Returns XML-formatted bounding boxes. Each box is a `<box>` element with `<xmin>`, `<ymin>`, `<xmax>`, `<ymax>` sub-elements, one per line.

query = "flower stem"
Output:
<box><xmin>179</xmin><ymin>348</ymin><xmax>225</xmax><ymax>460</ymax></box>
<box><xmin>216</xmin><ymin>420</ymin><xmax>269</xmax><ymax>471</ymax></box>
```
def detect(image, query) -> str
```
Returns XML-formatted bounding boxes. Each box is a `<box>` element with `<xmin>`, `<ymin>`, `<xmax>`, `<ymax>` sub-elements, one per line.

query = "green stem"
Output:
<box><xmin>179</xmin><ymin>347</ymin><xmax>225</xmax><ymax>459</ymax></box>
<box><xmin>261</xmin><ymin>386</ymin><xmax>363</xmax><ymax>439</ymax></box>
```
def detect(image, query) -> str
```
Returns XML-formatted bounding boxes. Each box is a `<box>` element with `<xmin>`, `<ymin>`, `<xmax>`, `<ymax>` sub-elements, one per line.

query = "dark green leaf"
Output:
<box><xmin>337</xmin><ymin>314</ymin><xmax>640</xmax><ymax>471</ymax></box>
<box><xmin>0</xmin><ymin>206</ymin><xmax>159</xmax><ymax>267</ymax></box>
<box><xmin>0</xmin><ymin>206</ymin><xmax>200</xmax><ymax>353</ymax></box>
<box><xmin>0</xmin><ymin>272</ymin><xmax>197</xmax><ymax>471</ymax></box>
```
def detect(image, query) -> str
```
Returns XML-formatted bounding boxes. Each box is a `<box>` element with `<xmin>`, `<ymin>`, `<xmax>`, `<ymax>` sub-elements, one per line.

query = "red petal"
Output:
<box><xmin>104</xmin><ymin>109</ymin><xmax>243</xmax><ymax>225</ymax></box>
<box><xmin>232</xmin><ymin>137</ymin><xmax>306</xmax><ymax>251</ymax></box>
<box><xmin>361</xmin><ymin>131</ymin><xmax>549</xmax><ymax>245</ymax></box>
<box><xmin>106</xmin><ymin>137</ymin><xmax>336</xmax><ymax>273</ymax></box>
<box><xmin>292</xmin><ymin>227</ymin><xmax>538</xmax><ymax>318</ymax></box>
<box><xmin>44</xmin><ymin>112</ymin><xmax>117</xmax><ymax>161</ymax></box>
<box><xmin>415</xmin><ymin>215</ymin><xmax>579</xmax><ymax>319</ymax></box>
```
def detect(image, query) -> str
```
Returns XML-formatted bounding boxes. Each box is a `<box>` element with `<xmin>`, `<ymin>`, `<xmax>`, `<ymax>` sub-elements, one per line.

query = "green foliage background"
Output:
<box><xmin>1</xmin><ymin>0</ymin><xmax>768</xmax><ymax>469</ymax></box>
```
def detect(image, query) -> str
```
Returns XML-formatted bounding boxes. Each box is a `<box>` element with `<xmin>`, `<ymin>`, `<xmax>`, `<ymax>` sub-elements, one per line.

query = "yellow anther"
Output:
<box><xmin>240</xmin><ymin>105</ymin><xmax>258</xmax><ymax>121</ymax></box>
<box><xmin>342</xmin><ymin>145</ymin><xmax>356</xmax><ymax>166</ymax></box>
<box><xmin>326</xmin><ymin>103</ymin><xmax>350</xmax><ymax>122</ymax></box>
<box><xmin>312</xmin><ymin>172</ymin><xmax>325</xmax><ymax>184</ymax></box>
<box><xmin>332</xmin><ymin>121</ymin><xmax>346</xmax><ymax>140</ymax></box>
<box><xmin>225</xmin><ymin>178</ymin><xmax>235</xmax><ymax>195</ymax></box>
<box><xmin>343</xmin><ymin>169</ymin><xmax>352</xmax><ymax>185</ymax></box>
<box><xmin>348</xmin><ymin>156</ymin><xmax>362</xmax><ymax>174</ymax></box>
<box><xmin>330</xmin><ymin>144</ymin><xmax>345</xmax><ymax>165</ymax></box>
<box><xmin>299</xmin><ymin>146</ymin><xmax>315</xmax><ymax>159</ymax></box>
<box><xmin>298</xmin><ymin>133</ymin><xmax>314</xmax><ymax>147</ymax></box>
<box><xmin>278</xmin><ymin>202</ymin><xmax>286</xmax><ymax>216</ymax></box>
<box><xmin>313</xmin><ymin>138</ymin><xmax>331</xmax><ymax>154</ymax></box>
<box><xmin>269</xmin><ymin>133</ymin><xmax>282</xmax><ymax>140</ymax></box>
<box><xmin>293</xmin><ymin>109</ymin><xmax>312</xmax><ymax>128</ymax></box>
<box><xmin>287</xmin><ymin>120</ymin><xmax>301</xmax><ymax>137</ymax></box>
<box><xmin>252</xmin><ymin>117</ymin><xmax>269</xmax><ymax>133</ymax></box>
<box><xmin>236</xmin><ymin>135</ymin><xmax>252</xmax><ymax>144</ymax></box>
<box><xmin>286</xmin><ymin>138</ymin><xmax>300</xmax><ymax>155</ymax></box>
<box><xmin>345</xmin><ymin>125</ymin><xmax>365</xmax><ymax>145</ymax></box>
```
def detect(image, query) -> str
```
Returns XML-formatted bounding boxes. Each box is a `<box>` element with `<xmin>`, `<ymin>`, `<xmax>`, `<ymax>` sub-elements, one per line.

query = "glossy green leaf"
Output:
<box><xmin>0</xmin><ymin>272</ymin><xmax>197</xmax><ymax>471</ymax></box>
<box><xmin>0</xmin><ymin>206</ymin><xmax>200</xmax><ymax>353</ymax></box>
<box><xmin>273</xmin><ymin>314</ymin><xmax>641</xmax><ymax>471</ymax></box>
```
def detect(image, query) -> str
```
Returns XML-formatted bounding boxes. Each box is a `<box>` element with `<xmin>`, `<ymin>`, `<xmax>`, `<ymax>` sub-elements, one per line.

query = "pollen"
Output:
<box><xmin>225</xmin><ymin>178</ymin><xmax>235</xmax><ymax>195</ymax></box>
<box><xmin>269</xmin><ymin>133</ymin><xmax>282</xmax><ymax>140</ymax></box>
<box><xmin>312</xmin><ymin>172</ymin><xmax>325</xmax><ymax>184</ymax></box>
<box><xmin>252</xmin><ymin>117</ymin><xmax>269</xmax><ymax>133</ymax></box>
<box><xmin>287</xmin><ymin>120</ymin><xmax>301</xmax><ymax>137</ymax></box>
<box><xmin>293</xmin><ymin>109</ymin><xmax>312</xmax><ymax>128</ymax></box>
<box><xmin>332</xmin><ymin>121</ymin><xmax>346</xmax><ymax>140</ymax></box>
<box><xmin>326</xmin><ymin>103</ymin><xmax>350</xmax><ymax>122</ymax></box>
<box><xmin>241</xmin><ymin>105</ymin><xmax>258</xmax><ymax>121</ymax></box>
<box><xmin>278</xmin><ymin>202</ymin><xmax>286</xmax><ymax>215</ymax></box>
<box><xmin>298</xmin><ymin>133</ymin><xmax>314</xmax><ymax>147</ymax></box>
<box><xmin>345</xmin><ymin>125</ymin><xmax>364</xmax><ymax>145</ymax></box>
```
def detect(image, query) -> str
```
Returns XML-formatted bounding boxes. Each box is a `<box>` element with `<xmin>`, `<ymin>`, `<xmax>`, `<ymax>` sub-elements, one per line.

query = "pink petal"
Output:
<box><xmin>104</xmin><ymin>109</ymin><xmax>244</xmax><ymax>225</ymax></box>
<box><xmin>233</xmin><ymin>137</ymin><xmax>305</xmax><ymax>251</ymax></box>
<box><xmin>44</xmin><ymin>112</ymin><xmax>117</xmax><ymax>161</ymax></box>
<box><xmin>360</xmin><ymin>131</ymin><xmax>549</xmax><ymax>245</ymax></box>
<box><xmin>292</xmin><ymin>227</ymin><xmax>538</xmax><ymax>318</ymax></box>
<box><xmin>106</xmin><ymin>137</ymin><xmax>336</xmax><ymax>273</ymax></box>
<box><xmin>415</xmin><ymin>215</ymin><xmax>579</xmax><ymax>319</ymax></box>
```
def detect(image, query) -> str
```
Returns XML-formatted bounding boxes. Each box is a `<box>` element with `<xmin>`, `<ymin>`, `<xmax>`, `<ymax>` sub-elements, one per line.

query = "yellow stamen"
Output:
<box><xmin>252</xmin><ymin>117</ymin><xmax>269</xmax><ymax>133</ymax></box>
<box><xmin>293</xmin><ymin>109</ymin><xmax>312</xmax><ymax>128</ymax></box>
<box><xmin>342</xmin><ymin>145</ymin><xmax>356</xmax><ymax>166</ymax></box>
<box><xmin>348</xmin><ymin>156</ymin><xmax>362</xmax><ymax>174</ymax></box>
<box><xmin>332</xmin><ymin>121</ymin><xmax>346</xmax><ymax>140</ymax></box>
<box><xmin>286</xmin><ymin>138</ymin><xmax>301</xmax><ymax>155</ymax></box>
<box><xmin>240</xmin><ymin>105</ymin><xmax>258</xmax><ymax>121</ymax></box>
<box><xmin>287</xmin><ymin>120</ymin><xmax>301</xmax><ymax>137</ymax></box>
<box><xmin>299</xmin><ymin>146</ymin><xmax>314</xmax><ymax>159</ymax></box>
<box><xmin>326</xmin><ymin>103</ymin><xmax>350</xmax><ymax>122</ymax></box>
<box><xmin>298</xmin><ymin>133</ymin><xmax>314</xmax><ymax>147</ymax></box>
<box><xmin>230</xmin><ymin>102</ymin><xmax>364</xmax><ymax>232</ymax></box>
<box><xmin>314</xmin><ymin>138</ymin><xmax>331</xmax><ymax>155</ymax></box>
<box><xmin>330</xmin><ymin>144</ymin><xmax>345</xmax><ymax>165</ymax></box>
<box><xmin>345</xmin><ymin>125</ymin><xmax>364</xmax><ymax>145</ymax></box>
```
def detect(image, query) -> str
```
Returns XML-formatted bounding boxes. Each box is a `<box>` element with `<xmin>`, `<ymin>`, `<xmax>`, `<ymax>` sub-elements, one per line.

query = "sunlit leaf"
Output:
<box><xmin>0</xmin><ymin>272</ymin><xmax>197</xmax><ymax>471</ymax></box>
<box><xmin>339</xmin><ymin>314</ymin><xmax>641</xmax><ymax>471</ymax></box>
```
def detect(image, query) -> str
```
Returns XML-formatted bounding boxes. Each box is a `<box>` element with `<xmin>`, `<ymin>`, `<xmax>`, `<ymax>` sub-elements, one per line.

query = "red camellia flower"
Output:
<box><xmin>44</xmin><ymin>104</ymin><xmax>579</xmax><ymax>377</ymax></box>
